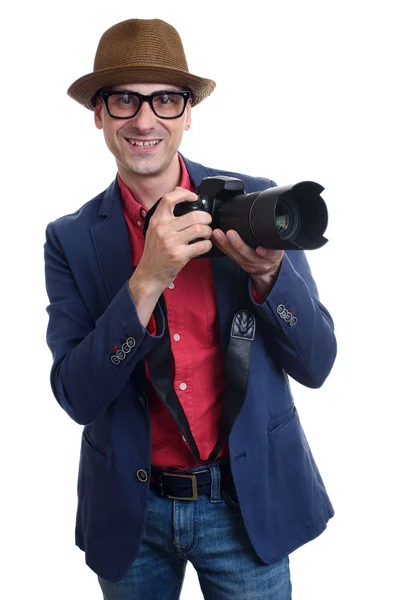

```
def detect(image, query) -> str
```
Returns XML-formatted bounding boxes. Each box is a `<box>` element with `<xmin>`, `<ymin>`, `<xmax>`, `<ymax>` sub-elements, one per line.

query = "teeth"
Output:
<box><xmin>129</xmin><ymin>139</ymin><xmax>159</xmax><ymax>147</ymax></box>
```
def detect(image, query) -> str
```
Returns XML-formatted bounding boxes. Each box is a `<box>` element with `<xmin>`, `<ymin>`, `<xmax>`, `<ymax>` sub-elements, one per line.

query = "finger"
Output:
<box><xmin>213</xmin><ymin>229</ymin><xmax>257</xmax><ymax>261</ymax></box>
<box><xmin>186</xmin><ymin>238</ymin><xmax>213</xmax><ymax>259</ymax></box>
<box><xmin>211</xmin><ymin>229</ymin><xmax>245</xmax><ymax>263</ymax></box>
<box><xmin>225</xmin><ymin>231</ymin><xmax>283</xmax><ymax>264</ymax></box>
<box><xmin>179</xmin><ymin>224</ymin><xmax>212</xmax><ymax>244</ymax></box>
<box><xmin>225</xmin><ymin>230</ymin><xmax>254</xmax><ymax>255</ymax></box>
<box><xmin>256</xmin><ymin>247</ymin><xmax>284</xmax><ymax>261</ymax></box>
<box><xmin>156</xmin><ymin>188</ymin><xmax>199</xmax><ymax>218</ymax></box>
<box><xmin>211</xmin><ymin>228</ymin><xmax>234</xmax><ymax>252</ymax></box>
<box><xmin>213</xmin><ymin>230</ymin><xmax>280</xmax><ymax>273</ymax></box>
<box><xmin>174</xmin><ymin>210</ymin><xmax>212</xmax><ymax>232</ymax></box>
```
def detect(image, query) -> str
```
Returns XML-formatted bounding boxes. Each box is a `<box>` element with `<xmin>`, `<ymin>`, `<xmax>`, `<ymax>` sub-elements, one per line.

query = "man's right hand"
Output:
<box><xmin>128</xmin><ymin>187</ymin><xmax>213</xmax><ymax>327</ymax></box>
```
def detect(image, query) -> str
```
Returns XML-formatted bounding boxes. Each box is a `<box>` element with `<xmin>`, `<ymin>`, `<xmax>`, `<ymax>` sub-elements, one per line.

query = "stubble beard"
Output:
<box><xmin>117</xmin><ymin>130</ymin><xmax>167</xmax><ymax>177</ymax></box>
<box><xmin>120</xmin><ymin>153</ymin><xmax>165</xmax><ymax>178</ymax></box>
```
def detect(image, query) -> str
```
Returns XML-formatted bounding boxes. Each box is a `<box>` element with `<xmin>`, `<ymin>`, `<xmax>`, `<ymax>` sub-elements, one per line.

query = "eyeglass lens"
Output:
<box><xmin>107</xmin><ymin>92</ymin><xmax>186</xmax><ymax>118</ymax></box>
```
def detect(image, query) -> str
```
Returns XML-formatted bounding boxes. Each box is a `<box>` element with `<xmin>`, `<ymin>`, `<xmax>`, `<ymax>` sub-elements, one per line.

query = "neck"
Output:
<box><xmin>117</xmin><ymin>154</ymin><xmax>182</xmax><ymax>210</ymax></box>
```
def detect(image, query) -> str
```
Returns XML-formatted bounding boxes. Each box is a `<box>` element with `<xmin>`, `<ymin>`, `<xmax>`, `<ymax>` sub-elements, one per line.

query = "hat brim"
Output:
<box><xmin>67</xmin><ymin>64</ymin><xmax>216</xmax><ymax>109</ymax></box>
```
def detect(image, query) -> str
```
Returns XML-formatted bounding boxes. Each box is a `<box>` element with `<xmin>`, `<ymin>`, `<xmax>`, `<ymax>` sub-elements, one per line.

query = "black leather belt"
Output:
<box><xmin>150</xmin><ymin>463</ymin><xmax>233</xmax><ymax>501</ymax></box>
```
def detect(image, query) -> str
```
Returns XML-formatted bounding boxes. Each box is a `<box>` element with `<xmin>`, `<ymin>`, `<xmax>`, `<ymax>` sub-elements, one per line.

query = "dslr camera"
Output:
<box><xmin>143</xmin><ymin>176</ymin><xmax>328</xmax><ymax>257</ymax></box>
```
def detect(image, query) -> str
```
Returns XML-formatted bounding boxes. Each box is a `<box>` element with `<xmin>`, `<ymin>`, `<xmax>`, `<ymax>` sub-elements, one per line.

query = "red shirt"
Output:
<box><xmin>119</xmin><ymin>156</ymin><xmax>229</xmax><ymax>469</ymax></box>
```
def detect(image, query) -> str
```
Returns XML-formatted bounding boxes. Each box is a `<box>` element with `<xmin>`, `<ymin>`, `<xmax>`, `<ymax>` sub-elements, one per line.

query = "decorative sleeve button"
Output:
<box><xmin>111</xmin><ymin>337</ymin><xmax>136</xmax><ymax>364</ymax></box>
<box><xmin>276</xmin><ymin>304</ymin><xmax>297</xmax><ymax>326</ymax></box>
<box><xmin>116</xmin><ymin>349</ymin><xmax>126</xmax><ymax>360</ymax></box>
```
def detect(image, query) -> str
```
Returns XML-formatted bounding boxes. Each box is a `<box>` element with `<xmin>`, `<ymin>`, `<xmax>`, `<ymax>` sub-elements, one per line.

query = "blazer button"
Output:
<box><xmin>111</xmin><ymin>355</ymin><xmax>121</xmax><ymax>365</ymax></box>
<box><xmin>277</xmin><ymin>304</ymin><xmax>285</xmax><ymax>315</ymax></box>
<box><xmin>136</xmin><ymin>469</ymin><xmax>148</xmax><ymax>483</ymax></box>
<box><xmin>121</xmin><ymin>342</ymin><xmax>131</xmax><ymax>354</ymax></box>
<box><xmin>289</xmin><ymin>317</ymin><xmax>298</xmax><ymax>326</ymax></box>
<box><xmin>116</xmin><ymin>349</ymin><xmax>126</xmax><ymax>360</ymax></box>
<box><xmin>126</xmin><ymin>337</ymin><xmax>136</xmax><ymax>348</ymax></box>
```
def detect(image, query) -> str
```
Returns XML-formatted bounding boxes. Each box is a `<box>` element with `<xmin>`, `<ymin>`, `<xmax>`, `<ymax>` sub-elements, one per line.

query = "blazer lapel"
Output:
<box><xmin>90</xmin><ymin>178</ymin><xmax>133</xmax><ymax>305</ymax></box>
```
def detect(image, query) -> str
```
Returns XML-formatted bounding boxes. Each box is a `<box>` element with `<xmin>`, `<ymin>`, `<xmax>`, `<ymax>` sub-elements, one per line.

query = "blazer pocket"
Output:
<box><xmin>266</xmin><ymin>407</ymin><xmax>328</xmax><ymax>534</ymax></box>
<box><xmin>82</xmin><ymin>429</ymin><xmax>107</xmax><ymax>460</ymax></box>
<box><xmin>267</xmin><ymin>405</ymin><xmax>297</xmax><ymax>438</ymax></box>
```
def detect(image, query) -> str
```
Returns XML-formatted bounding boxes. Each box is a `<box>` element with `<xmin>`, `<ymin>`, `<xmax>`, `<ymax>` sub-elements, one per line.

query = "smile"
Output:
<box><xmin>127</xmin><ymin>139</ymin><xmax>161</xmax><ymax>148</ymax></box>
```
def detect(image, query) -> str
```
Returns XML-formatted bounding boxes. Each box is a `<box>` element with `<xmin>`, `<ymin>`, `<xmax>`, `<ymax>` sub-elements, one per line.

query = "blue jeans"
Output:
<box><xmin>98</xmin><ymin>462</ymin><xmax>292</xmax><ymax>599</ymax></box>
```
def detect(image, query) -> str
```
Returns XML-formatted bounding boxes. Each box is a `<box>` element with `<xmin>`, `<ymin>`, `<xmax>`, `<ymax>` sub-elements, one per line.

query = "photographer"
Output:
<box><xmin>44</xmin><ymin>18</ymin><xmax>337</xmax><ymax>600</ymax></box>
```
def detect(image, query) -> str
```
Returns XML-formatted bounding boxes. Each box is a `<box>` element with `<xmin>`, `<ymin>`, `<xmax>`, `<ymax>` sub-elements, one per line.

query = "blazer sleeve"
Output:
<box><xmin>249</xmin><ymin>248</ymin><xmax>337</xmax><ymax>388</ymax></box>
<box><xmin>44</xmin><ymin>222</ymin><xmax>165</xmax><ymax>425</ymax></box>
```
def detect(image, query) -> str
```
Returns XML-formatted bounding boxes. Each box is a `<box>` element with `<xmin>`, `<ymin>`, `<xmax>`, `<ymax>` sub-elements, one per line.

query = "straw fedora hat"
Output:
<box><xmin>67</xmin><ymin>19</ymin><xmax>216</xmax><ymax>110</ymax></box>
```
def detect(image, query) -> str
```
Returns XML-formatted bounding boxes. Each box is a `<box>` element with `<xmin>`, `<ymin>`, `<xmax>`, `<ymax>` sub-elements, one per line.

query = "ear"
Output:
<box><xmin>185</xmin><ymin>100</ymin><xmax>192</xmax><ymax>131</ymax></box>
<box><xmin>94</xmin><ymin>98</ymin><xmax>103</xmax><ymax>130</ymax></box>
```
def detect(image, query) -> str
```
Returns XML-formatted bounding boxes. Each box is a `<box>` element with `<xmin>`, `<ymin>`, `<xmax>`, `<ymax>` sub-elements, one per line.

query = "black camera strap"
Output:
<box><xmin>145</xmin><ymin>271</ymin><xmax>255</xmax><ymax>465</ymax></box>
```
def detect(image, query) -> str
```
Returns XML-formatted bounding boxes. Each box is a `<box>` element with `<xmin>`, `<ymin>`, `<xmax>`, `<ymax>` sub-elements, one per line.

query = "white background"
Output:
<box><xmin>1</xmin><ymin>0</ymin><xmax>413</xmax><ymax>598</ymax></box>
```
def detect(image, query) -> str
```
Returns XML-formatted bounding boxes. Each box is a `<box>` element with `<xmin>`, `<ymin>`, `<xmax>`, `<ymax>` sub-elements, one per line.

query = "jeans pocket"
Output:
<box><xmin>222</xmin><ymin>485</ymin><xmax>240</xmax><ymax>509</ymax></box>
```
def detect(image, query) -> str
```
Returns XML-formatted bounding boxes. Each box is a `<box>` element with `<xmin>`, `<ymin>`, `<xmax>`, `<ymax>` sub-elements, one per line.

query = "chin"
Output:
<box><xmin>129</xmin><ymin>164</ymin><xmax>162</xmax><ymax>177</ymax></box>
<box><xmin>130</xmin><ymin>154</ymin><xmax>170</xmax><ymax>177</ymax></box>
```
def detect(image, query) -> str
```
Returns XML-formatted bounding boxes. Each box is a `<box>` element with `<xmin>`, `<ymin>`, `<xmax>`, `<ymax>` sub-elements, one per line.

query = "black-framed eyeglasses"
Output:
<box><xmin>100</xmin><ymin>90</ymin><xmax>191</xmax><ymax>120</ymax></box>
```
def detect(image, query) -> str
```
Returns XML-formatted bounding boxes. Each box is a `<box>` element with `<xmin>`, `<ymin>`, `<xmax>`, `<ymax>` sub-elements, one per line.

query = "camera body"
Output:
<box><xmin>143</xmin><ymin>176</ymin><xmax>328</xmax><ymax>257</ymax></box>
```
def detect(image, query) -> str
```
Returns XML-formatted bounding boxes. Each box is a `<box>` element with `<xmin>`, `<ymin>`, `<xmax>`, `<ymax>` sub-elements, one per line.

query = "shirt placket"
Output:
<box><xmin>165</xmin><ymin>275</ymin><xmax>194</xmax><ymax>440</ymax></box>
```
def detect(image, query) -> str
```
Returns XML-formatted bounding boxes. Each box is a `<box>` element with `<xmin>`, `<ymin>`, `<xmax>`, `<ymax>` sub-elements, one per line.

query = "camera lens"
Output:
<box><xmin>275</xmin><ymin>212</ymin><xmax>290</xmax><ymax>233</ymax></box>
<box><xmin>274</xmin><ymin>199</ymin><xmax>298</xmax><ymax>240</ymax></box>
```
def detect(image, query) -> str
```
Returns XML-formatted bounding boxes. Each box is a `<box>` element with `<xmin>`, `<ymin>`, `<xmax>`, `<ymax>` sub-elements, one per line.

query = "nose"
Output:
<box><xmin>127</xmin><ymin>99</ymin><xmax>158</xmax><ymax>132</ymax></box>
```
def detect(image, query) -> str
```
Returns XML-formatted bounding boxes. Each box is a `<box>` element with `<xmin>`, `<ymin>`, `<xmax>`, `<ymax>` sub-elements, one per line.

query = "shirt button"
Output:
<box><xmin>168</xmin><ymin>283</ymin><xmax>175</xmax><ymax>289</ymax></box>
<box><xmin>182</xmin><ymin>435</ymin><xmax>186</xmax><ymax>442</ymax></box>
<box><xmin>137</xmin><ymin>221</ymin><xmax>142</xmax><ymax>227</ymax></box>
<box><xmin>141</xmin><ymin>210</ymin><xmax>147</xmax><ymax>218</ymax></box>
<box><xmin>179</xmin><ymin>383</ymin><xmax>187</xmax><ymax>391</ymax></box>
<box><xmin>173</xmin><ymin>334</ymin><xmax>180</xmax><ymax>342</ymax></box>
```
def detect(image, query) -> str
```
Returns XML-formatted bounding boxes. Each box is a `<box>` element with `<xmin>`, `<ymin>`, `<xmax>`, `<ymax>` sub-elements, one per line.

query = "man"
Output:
<box><xmin>44</xmin><ymin>18</ymin><xmax>337</xmax><ymax>600</ymax></box>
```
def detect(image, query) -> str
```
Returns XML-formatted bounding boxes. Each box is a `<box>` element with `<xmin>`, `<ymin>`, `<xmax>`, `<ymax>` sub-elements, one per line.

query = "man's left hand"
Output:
<box><xmin>211</xmin><ymin>229</ymin><xmax>284</xmax><ymax>299</ymax></box>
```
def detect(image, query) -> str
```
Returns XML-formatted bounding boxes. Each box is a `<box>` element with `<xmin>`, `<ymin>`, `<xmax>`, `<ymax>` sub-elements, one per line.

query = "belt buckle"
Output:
<box><xmin>161</xmin><ymin>472</ymin><xmax>198</xmax><ymax>501</ymax></box>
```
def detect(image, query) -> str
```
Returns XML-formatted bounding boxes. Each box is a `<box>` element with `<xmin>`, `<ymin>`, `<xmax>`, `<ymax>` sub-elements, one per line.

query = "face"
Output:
<box><xmin>94</xmin><ymin>82</ymin><xmax>192</xmax><ymax>179</ymax></box>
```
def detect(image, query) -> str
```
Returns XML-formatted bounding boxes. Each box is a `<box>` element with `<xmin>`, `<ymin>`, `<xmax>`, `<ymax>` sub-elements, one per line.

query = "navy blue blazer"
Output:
<box><xmin>44</xmin><ymin>155</ymin><xmax>337</xmax><ymax>581</ymax></box>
